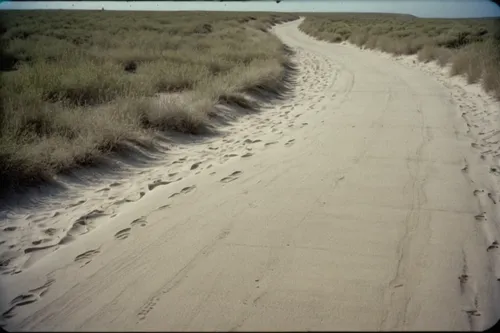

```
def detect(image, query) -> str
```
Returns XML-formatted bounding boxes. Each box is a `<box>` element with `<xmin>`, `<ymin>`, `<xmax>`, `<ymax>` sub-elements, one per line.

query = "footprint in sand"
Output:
<box><xmin>171</xmin><ymin>158</ymin><xmax>187</xmax><ymax>165</ymax></box>
<box><xmin>74</xmin><ymin>249</ymin><xmax>100</xmax><ymax>266</ymax></box>
<box><xmin>488</xmin><ymin>193</ymin><xmax>497</xmax><ymax>204</ymax></box>
<box><xmin>265</xmin><ymin>141</ymin><xmax>278</xmax><ymax>147</ymax></box>
<box><xmin>190</xmin><ymin>162</ymin><xmax>202</xmax><ymax>170</ymax></box>
<box><xmin>24</xmin><ymin>243</ymin><xmax>58</xmax><ymax>254</ymax></box>
<box><xmin>241</xmin><ymin>152</ymin><xmax>253</xmax><ymax>158</ymax></box>
<box><xmin>244</xmin><ymin>139</ymin><xmax>262</xmax><ymax>145</ymax></box>
<box><xmin>181</xmin><ymin>186</ymin><xmax>196</xmax><ymax>194</ymax></box>
<box><xmin>148</xmin><ymin>180</ymin><xmax>171</xmax><ymax>191</ymax></box>
<box><xmin>113</xmin><ymin>191</ymin><xmax>146</xmax><ymax>206</ymax></box>
<box><xmin>490</xmin><ymin>167</ymin><xmax>500</xmax><ymax>176</ymax></box>
<box><xmin>473</xmin><ymin>189</ymin><xmax>485</xmax><ymax>196</ymax></box>
<box><xmin>475</xmin><ymin>212</ymin><xmax>486</xmax><ymax>221</ymax></box>
<box><xmin>169</xmin><ymin>186</ymin><xmax>197</xmax><ymax>198</ymax></box>
<box><xmin>157</xmin><ymin>204</ymin><xmax>170</xmax><ymax>210</ymax></box>
<box><xmin>285</xmin><ymin>139</ymin><xmax>295</xmax><ymax>147</ymax></box>
<box><xmin>1</xmin><ymin>279</ymin><xmax>54</xmax><ymax>320</ymax></box>
<box><xmin>43</xmin><ymin>228</ymin><xmax>58</xmax><ymax>236</ymax></box>
<box><xmin>67</xmin><ymin>209</ymin><xmax>108</xmax><ymax>237</ymax></box>
<box><xmin>114</xmin><ymin>228</ymin><xmax>131</xmax><ymax>240</ymax></box>
<box><xmin>487</xmin><ymin>241</ymin><xmax>499</xmax><ymax>252</ymax></box>
<box><xmin>220</xmin><ymin>171</ymin><xmax>243</xmax><ymax>183</ymax></box>
<box><xmin>458</xmin><ymin>273</ymin><xmax>469</xmax><ymax>287</ymax></box>
<box><xmin>31</xmin><ymin>239</ymin><xmax>51</xmax><ymax>246</ymax></box>
<box><xmin>131</xmin><ymin>217</ymin><xmax>148</xmax><ymax>227</ymax></box>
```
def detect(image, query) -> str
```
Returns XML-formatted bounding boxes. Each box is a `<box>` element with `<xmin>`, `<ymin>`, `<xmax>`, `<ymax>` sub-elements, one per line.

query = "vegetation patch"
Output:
<box><xmin>0</xmin><ymin>10</ymin><xmax>298</xmax><ymax>189</ymax></box>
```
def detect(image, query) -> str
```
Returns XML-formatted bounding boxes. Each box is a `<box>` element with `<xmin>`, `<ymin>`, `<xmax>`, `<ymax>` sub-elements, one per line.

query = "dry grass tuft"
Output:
<box><xmin>0</xmin><ymin>10</ymin><xmax>298</xmax><ymax>189</ymax></box>
<box><xmin>299</xmin><ymin>14</ymin><xmax>500</xmax><ymax>98</ymax></box>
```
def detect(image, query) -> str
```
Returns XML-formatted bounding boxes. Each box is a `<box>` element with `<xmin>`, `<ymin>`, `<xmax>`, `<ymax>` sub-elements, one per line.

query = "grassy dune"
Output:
<box><xmin>0</xmin><ymin>10</ymin><xmax>298</xmax><ymax>189</ymax></box>
<box><xmin>299</xmin><ymin>14</ymin><xmax>500</xmax><ymax>98</ymax></box>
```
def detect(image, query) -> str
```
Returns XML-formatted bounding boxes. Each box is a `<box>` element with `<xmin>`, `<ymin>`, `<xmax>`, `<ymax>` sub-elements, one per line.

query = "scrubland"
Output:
<box><xmin>0</xmin><ymin>10</ymin><xmax>298</xmax><ymax>189</ymax></box>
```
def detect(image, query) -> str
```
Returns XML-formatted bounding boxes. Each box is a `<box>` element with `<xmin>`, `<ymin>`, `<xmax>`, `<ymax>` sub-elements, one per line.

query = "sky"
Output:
<box><xmin>0</xmin><ymin>0</ymin><xmax>499</xmax><ymax>18</ymax></box>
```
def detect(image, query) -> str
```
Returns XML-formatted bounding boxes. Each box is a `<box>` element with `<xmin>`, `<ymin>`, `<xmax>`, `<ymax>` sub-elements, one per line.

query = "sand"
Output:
<box><xmin>1</xmin><ymin>18</ymin><xmax>500</xmax><ymax>331</ymax></box>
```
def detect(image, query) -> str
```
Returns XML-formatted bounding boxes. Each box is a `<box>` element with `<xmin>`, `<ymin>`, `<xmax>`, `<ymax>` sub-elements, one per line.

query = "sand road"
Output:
<box><xmin>1</xmin><ymin>19</ymin><xmax>500</xmax><ymax>331</ymax></box>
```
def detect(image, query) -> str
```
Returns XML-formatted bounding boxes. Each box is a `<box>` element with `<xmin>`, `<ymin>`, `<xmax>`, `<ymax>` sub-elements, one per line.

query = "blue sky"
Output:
<box><xmin>0</xmin><ymin>1</ymin><xmax>499</xmax><ymax>18</ymax></box>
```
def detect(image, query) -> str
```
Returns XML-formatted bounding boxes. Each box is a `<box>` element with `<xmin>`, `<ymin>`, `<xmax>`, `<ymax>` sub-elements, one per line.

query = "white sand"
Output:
<box><xmin>1</xmin><ymin>19</ymin><xmax>500</xmax><ymax>331</ymax></box>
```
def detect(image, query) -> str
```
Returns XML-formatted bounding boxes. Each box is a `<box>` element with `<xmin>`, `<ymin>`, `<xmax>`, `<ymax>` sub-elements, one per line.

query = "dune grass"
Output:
<box><xmin>0</xmin><ymin>10</ymin><xmax>298</xmax><ymax>189</ymax></box>
<box><xmin>299</xmin><ymin>14</ymin><xmax>500</xmax><ymax>98</ymax></box>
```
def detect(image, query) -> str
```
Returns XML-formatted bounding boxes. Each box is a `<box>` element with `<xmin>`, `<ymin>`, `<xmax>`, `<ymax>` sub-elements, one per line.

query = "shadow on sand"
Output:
<box><xmin>0</xmin><ymin>50</ymin><xmax>299</xmax><ymax>213</ymax></box>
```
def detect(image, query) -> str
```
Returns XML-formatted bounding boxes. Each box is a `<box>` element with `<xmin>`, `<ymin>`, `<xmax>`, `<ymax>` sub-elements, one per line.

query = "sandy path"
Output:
<box><xmin>1</xmin><ymin>19</ymin><xmax>500</xmax><ymax>331</ymax></box>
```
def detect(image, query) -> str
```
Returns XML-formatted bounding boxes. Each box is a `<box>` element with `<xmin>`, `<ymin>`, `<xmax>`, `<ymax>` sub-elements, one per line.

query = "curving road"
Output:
<box><xmin>2</xmin><ymin>19</ymin><xmax>498</xmax><ymax>332</ymax></box>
